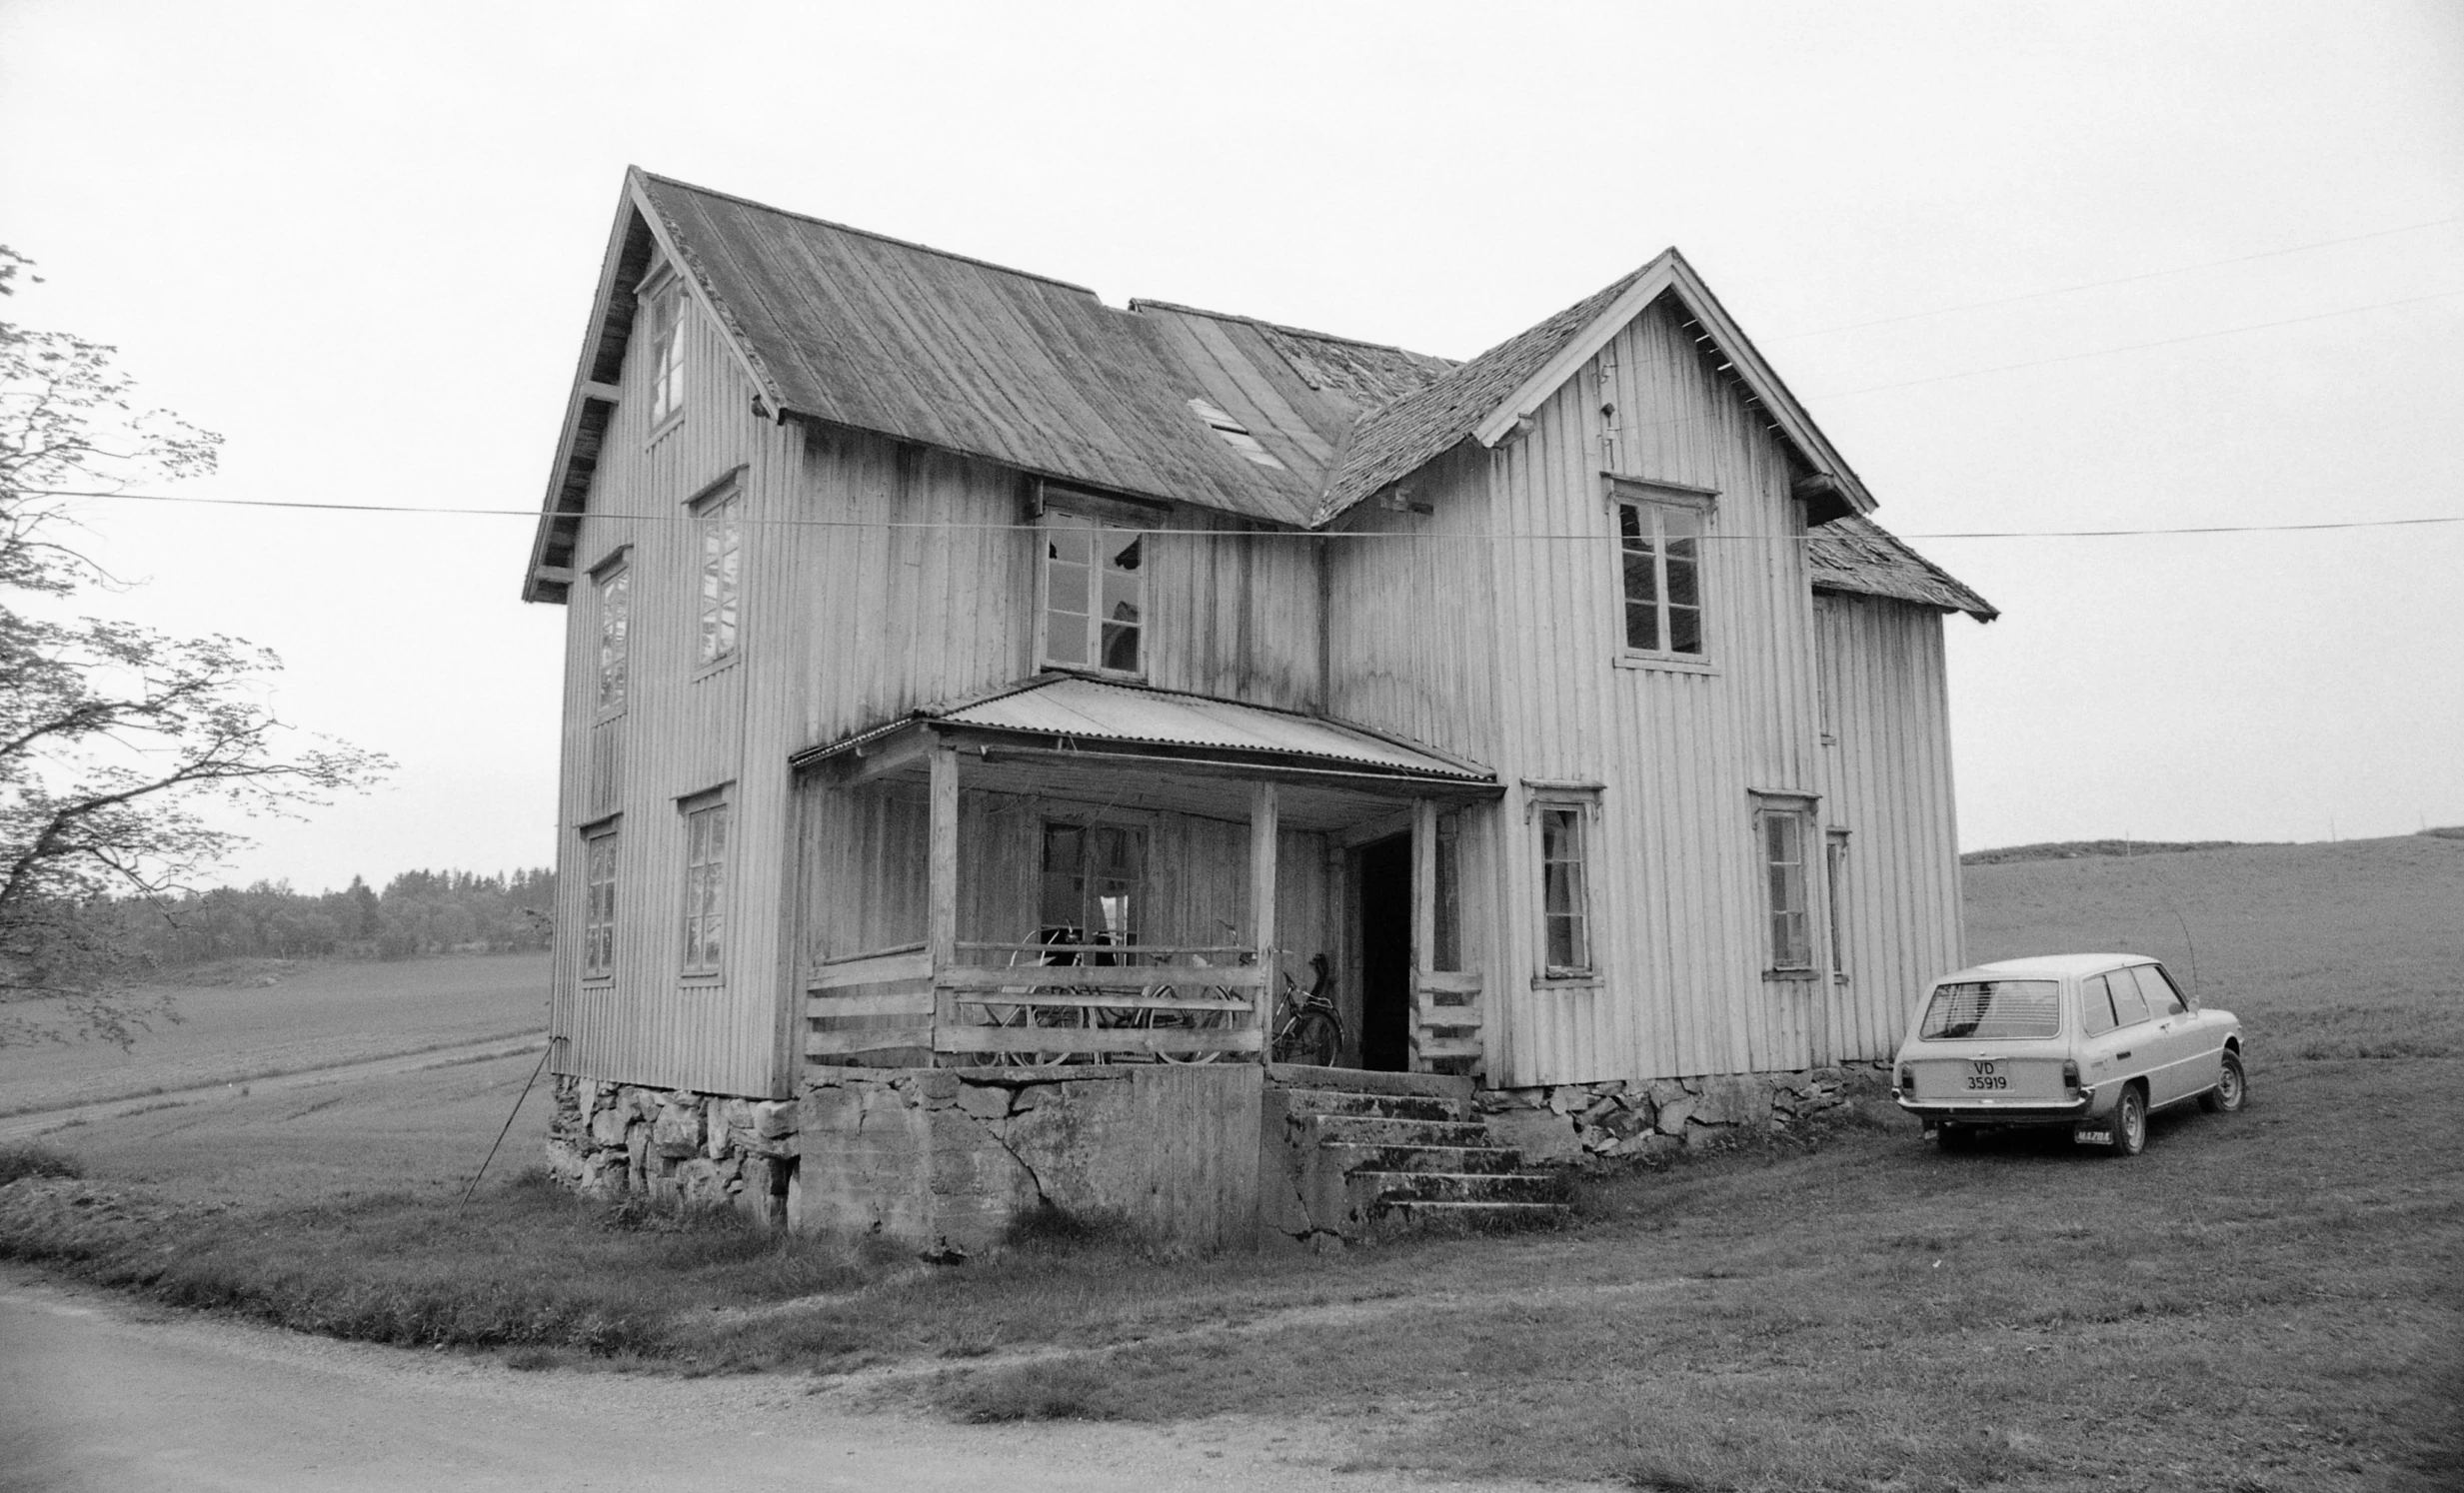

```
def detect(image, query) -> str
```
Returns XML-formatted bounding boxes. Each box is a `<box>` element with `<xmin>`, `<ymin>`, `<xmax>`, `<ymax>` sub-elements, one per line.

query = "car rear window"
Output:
<box><xmin>1918</xmin><ymin>979</ymin><xmax>2061</xmax><ymax>1040</ymax></box>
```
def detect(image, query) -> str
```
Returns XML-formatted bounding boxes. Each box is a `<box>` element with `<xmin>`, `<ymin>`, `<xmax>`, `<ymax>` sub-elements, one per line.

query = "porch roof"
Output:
<box><xmin>793</xmin><ymin>676</ymin><xmax>1496</xmax><ymax>787</ymax></box>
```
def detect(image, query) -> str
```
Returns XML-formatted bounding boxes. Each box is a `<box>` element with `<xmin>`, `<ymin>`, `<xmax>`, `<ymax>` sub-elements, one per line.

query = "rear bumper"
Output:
<box><xmin>1893</xmin><ymin>1094</ymin><xmax>2091</xmax><ymax>1126</ymax></box>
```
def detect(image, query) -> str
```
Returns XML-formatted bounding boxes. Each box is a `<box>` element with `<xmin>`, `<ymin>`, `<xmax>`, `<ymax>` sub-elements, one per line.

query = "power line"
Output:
<box><xmin>27</xmin><ymin>487</ymin><xmax>2464</xmax><ymax>541</ymax></box>
<box><xmin>1773</xmin><ymin>215</ymin><xmax>2464</xmax><ymax>340</ymax></box>
<box><xmin>1810</xmin><ymin>288</ymin><xmax>2464</xmax><ymax>400</ymax></box>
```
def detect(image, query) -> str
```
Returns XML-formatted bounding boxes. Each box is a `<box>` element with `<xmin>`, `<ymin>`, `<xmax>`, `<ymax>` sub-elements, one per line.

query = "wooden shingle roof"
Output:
<box><xmin>1807</xmin><ymin>513</ymin><xmax>1998</xmax><ymax>620</ymax></box>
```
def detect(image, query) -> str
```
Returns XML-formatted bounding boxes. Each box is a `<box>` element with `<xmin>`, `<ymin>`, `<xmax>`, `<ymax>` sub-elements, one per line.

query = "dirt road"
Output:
<box><xmin>0</xmin><ymin>1267</ymin><xmax>1588</xmax><ymax>1493</ymax></box>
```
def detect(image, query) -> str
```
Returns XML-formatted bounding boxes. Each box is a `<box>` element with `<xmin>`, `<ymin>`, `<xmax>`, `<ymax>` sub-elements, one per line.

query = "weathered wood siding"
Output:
<box><xmin>1478</xmin><ymin>297</ymin><xmax>1830</xmax><ymax>1087</ymax></box>
<box><xmin>1813</xmin><ymin>592</ymin><xmax>1966</xmax><ymax>1060</ymax></box>
<box><xmin>547</xmin><ymin>281</ymin><xmax>805</xmax><ymax>1098</ymax></box>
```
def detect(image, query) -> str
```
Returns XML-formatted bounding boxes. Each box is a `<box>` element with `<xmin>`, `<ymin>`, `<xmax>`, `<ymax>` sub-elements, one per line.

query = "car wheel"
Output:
<box><xmin>2200</xmin><ymin>1051</ymin><xmax>2247</xmax><ymax>1113</ymax></box>
<box><xmin>2106</xmin><ymin>1085</ymin><xmax>2148</xmax><ymax>1157</ymax></box>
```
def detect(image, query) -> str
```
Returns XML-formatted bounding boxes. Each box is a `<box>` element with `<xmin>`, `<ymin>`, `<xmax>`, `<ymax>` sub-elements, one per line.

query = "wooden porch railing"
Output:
<box><xmin>1411</xmin><ymin>969</ymin><xmax>1483</xmax><ymax>1069</ymax></box>
<box><xmin>805</xmin><ymin>941</ymin><xmax>1270</xmax><ymax>1065</ymax></box>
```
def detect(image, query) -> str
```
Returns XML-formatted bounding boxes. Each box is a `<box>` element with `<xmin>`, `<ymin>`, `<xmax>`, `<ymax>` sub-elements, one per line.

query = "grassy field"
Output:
<box><xmin>0</xmin><ymin>952</ymin><xmax>550</xmax><ymax>1118</ymax></box>
<box><xmin>2</xmin><ymin>837</ymin><xmax>2457</xmax><ymax>1491</ymax></box>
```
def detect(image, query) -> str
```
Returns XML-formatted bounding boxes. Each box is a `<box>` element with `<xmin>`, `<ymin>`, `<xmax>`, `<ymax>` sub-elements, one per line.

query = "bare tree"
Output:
<box><xmin>0</xmin><ymin>247</ymin><xmax>390</xmax><ymax>1046</ymax></box>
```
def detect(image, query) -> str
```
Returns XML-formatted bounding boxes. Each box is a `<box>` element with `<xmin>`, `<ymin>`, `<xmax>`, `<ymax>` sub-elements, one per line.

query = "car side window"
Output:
<box><xmin>2080</xmin><ymin>975</ymin><xmax>2118</xmax><ymax>1036</ymax></box>
<box><xmin>2132</xmin><ymin>964</ymin><xmax>2186</xmax><ymax>1017</ymax></box>
<box><xmin>2106</xmin><ymin>969</ymin><xmax>2150</xmax><ymax>1027</ymax></box>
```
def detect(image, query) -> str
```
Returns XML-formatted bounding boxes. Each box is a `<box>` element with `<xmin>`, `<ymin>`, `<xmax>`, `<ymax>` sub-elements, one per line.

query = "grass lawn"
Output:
<box><xmin>3</xmin><ymin>837</ymin><xmax>2458</xmax><ymax>1491</ymax></box>
<box><xmin>0</xmin><ymin>952</ymin><xmax>551</xmax><ymax>1117</ymax></box>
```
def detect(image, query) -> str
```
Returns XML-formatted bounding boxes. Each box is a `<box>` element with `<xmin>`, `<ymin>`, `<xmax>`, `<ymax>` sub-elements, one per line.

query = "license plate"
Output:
<box><xmin>1964</xmin><ymin>1060</ymin><xmax>2008</xmax><ymax>1092</ymax></box>
<box><xmin>2074</xmin><ymin>1129</ymin><xmax>2110</xmax><ymax>1145</ymax></box>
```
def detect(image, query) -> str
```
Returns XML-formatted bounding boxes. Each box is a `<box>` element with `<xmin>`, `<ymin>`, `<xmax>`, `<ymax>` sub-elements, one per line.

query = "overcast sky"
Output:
<box><xmin>2</xmin><ymin>0</ymin><xmax>2459</xmax><ymax>893</ymax></box>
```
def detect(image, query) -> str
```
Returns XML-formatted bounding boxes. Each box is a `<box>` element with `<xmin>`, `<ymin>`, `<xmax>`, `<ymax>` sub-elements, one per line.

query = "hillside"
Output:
<box><xmin>1962</xmin><ymin>832</ymin><xmax>2464</xmax><ymax>1059</ymax></box>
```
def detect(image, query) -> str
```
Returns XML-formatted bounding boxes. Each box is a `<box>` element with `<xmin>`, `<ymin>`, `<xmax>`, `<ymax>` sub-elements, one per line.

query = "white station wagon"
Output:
<box><xmin>1891</xmin><ymin>954</ymin><xmax>2245</xmax><ymax>1156</ymax></box>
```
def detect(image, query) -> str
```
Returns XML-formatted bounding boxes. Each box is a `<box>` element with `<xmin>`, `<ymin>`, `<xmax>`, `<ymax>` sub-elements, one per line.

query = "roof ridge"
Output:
<box><xmin>1128</xmin><ymin>298</ymin><xmax>1457</xmax><ymax>366</ymax></box>
<box><xmin>634</xmin><ymin>168</ymin><xmax>1101</xmax><ymax>299</ymax></box>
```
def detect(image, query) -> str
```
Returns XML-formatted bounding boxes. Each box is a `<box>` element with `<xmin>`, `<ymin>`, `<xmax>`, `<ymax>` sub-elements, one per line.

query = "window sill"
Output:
<box><xmin>1613</xmin><ymin>653</ymin><xmax>1716</xmax><ymax>676</ymax></box>
<box><xmin>680</xmin><ymin>970</ymin><xmax>723</xmax><ymax>986</ymax></box>
<box><xmin>1762</xmin><ymin>967</ymin><xmax>1820</xmax><ymax>983</ymax></box>
<box><xmin>580</xmin><ymin>974</ymin><xmax>614</xmax><ymax>987</ymax></box>
<box><xmin>645</xmin><ymin>411</ymin><xmax>685</xmax><ymax>449</ymax></box>
<box><xmin>1039</xmin><ymin>662</ymin><xmax>1147</xmax><ymax>685</ymax></box>
<box><xmin>1531</xmin><ymin>974</ymin><xmax>1601</xmax><ymax>991</ymax></box>
<box><xmin>691</xmin><ymin>654</ymin><xmax>742</xmax><ymax>684</ymax></box>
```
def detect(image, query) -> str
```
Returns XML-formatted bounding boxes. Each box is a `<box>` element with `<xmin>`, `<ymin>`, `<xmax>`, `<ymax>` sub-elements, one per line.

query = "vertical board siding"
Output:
<box><xmin>1814</xmin><ymin>593</ymin><xmax>1965</xmax><ymax>1060</ymax></box>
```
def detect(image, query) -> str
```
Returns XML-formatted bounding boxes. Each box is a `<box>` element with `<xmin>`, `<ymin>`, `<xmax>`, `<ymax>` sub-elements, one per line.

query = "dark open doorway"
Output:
<box><xmin>1355</xmin><ymin>832</ymin><xmax>1412</xmax><ymax>1071</ymax></box>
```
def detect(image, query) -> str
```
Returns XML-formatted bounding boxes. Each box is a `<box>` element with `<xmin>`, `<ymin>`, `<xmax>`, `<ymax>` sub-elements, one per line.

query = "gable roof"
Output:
<box><xmin>1311</xmin><ymin>250</ymin><xmax>1872</xmax><ymax>527</ymax></box>
<box><xmin>527</xmin><ymin>170</ymin><xmax>1986</xmax><ymax>622</ymax></box>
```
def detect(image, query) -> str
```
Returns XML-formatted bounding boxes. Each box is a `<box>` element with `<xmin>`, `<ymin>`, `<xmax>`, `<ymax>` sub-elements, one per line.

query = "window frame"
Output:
<box><xmin>1753</xmin><ymin>792</ymin><xmax>1818</xmax><ymax>979</ymax></box>
<box><xmin>1605</xmin><ymin>477</ymin><xmax>1717</xmax><ymax>672</ymax></box>
<box><xmin>591</xmin><ymin>552</ymin><xmax>631</xmax><ymax>719</ymax></box>
<box><xmin>1035</xmin><ymin>510</ymin><xmax>1149</xmax><ymax>680</ymax></box>
<box><xmin>679</xmin><ymin>787</ymin><xmax>732</xmax><ymax>979</ymax></box>
<box><xmin>1525</xmin><ymin>783</ymin><xmax>1602</xmax><ymax>987</ymax></box>
<box><xmin>640</xmin><ymin>265</ymin><xmax>687</xmax><ymax>434</ymax></box>
<box><xmin>580</xmin><ymin>818</ymin><xmax>619</xmax><ymax>982</ymax></box>
<box><xmin>1036</xmin><ymin>816</ymin><xmax>1152</xmax><ymax>953</ymax></box>
<box><xmin>689</xmin><ymin>476</ymin><xmax>744</xmax><ymax>672</ymax></box>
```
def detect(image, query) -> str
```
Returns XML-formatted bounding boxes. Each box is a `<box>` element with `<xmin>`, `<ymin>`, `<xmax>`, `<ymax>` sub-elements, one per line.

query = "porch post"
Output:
<box><xmin>1411</xmin><ymin>798</ymin><xmax>1437</xmax><ymax>1071</ymax></box>
<box><xmin>1248</xmin><ymin>781</ymin><xmax>1278</xmax><ymax>1061</ymax></box>
<box><xmin>928</xmin><ymin>740</ymin><xmax>960</xmax><ymax>1066</ymax></box>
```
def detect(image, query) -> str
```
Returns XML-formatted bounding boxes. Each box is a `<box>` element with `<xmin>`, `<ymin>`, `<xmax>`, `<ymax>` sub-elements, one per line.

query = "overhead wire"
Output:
<box><xmin>23</xmin><ymin>486</ymin><xmax>2464</xmax><ymax>542</ymax></box>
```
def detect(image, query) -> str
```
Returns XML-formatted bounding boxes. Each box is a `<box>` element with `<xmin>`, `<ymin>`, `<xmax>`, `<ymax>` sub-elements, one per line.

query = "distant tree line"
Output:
<box><xmin>95</xmin><ymin>868</ymin><xmax>556</xmax><ymax>967</ymax></box>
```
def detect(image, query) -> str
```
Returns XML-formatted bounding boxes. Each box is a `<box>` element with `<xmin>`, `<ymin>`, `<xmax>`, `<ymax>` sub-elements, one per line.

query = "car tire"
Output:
<box><xmin>2199</xmin><ymin>1050</ymin><xmax>2247</xmax><ymax>1114</ymax></box>
<box><xmin>2106</xmin><ymin>1084</ymin><xmax>2148</xmax><ymax>1157</ymax></box>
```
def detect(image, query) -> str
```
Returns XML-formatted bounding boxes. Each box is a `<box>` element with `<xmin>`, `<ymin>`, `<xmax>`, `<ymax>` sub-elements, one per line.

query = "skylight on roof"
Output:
<box><xmin>1188</xmin><ymin>398</ymin><xmax>1286</xmax><ymax>471</ymax></box>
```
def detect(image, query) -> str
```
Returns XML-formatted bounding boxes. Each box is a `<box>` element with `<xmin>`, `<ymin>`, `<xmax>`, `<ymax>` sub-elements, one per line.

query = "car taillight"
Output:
<box><xmin>1897</xmin><ymin>1064</ymin><xmax>1915</xmax><ymax>1092</ymax></box>
<box><xmin>2061</xmin><ymin>1060</ymin><xmax>2081</xmax><ymax>1090</ymax></box>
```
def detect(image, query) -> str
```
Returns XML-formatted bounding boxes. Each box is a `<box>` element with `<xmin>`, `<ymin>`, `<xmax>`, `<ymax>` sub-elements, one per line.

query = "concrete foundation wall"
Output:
<box><xmin>792</xmin><ymin>1064</ymin><xmax>1263</xmax><ymax>1256</ymax></box>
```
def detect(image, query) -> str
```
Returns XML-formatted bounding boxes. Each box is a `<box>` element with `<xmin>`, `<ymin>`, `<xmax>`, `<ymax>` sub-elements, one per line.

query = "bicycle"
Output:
<box><xmin>1270</xmin><ymin>952</ymin><xmax>1343</xmax><ymax>1067</ymax></box>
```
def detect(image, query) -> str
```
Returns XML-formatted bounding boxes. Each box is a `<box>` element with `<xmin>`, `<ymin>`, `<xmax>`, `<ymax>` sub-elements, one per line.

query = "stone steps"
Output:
<box><xmin>1263</xmin><ymin>1069</ymin><xmax>1573</xmax><ymax>1245</ymax></box>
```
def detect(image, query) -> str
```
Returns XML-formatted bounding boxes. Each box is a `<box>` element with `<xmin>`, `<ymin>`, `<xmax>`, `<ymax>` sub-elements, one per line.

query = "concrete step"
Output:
<box><xmin>1368</xmin><ymin>1198</ymin><xmax>1574</xmax><ymax>1235</ymax></box>
<box><xmin>1273</xmin><ymin>1087</ymin><xmax>1469</xmax><ymax>1123</ymax></box>
<box><xmin>1267</xmin><ymin>1063</ymin><xmax>1474</xmax><ymax>1101</ymax></box>
<box><xmin>1305</xmin><ymin>1114</ymin><xmax>1495</xmax><ymax>1148</ymax></box>
<box><xmin>1350</xmin><ymin>1169</ymin><xmax>1572</xmax><ymax>1205</ymax></box>
<box><xmin>1315</xmin><ymin>1140</ymin><xmax>1525</xmax><ymax>1176</ymax></box>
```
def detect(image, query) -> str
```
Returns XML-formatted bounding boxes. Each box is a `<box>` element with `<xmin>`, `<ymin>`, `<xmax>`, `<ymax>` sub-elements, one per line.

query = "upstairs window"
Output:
<box><xmin>644</xmin><ymin>272</ymin><xmax>686</xmax><ymax>427</ymax></box>
<box><xmin>582</xmin><ymin>826</ymin><xmax>618</xmax><ymax>980</ymax></box>
<box><xmin>594</xmin><ymin>565</ymin><xmax>630</xmax><ymax>714</ymax></box>
<box><xmin>1041</xmin><ymin>515</ymin><xmax>1144</xmax><ymax>676</ymax></box>
<box><xmin>681</xmin><ymin>795</ymin><xmax>730</xmax><ymax>975</ymax></box>
<box><xmin>695</xmin><ymin>489</ymin><xmax>742</xmax><ymax>667</ymax></box>
<box><xmin>1614</xmin><ymin>485</ymin><xmax>1710</xmax><ymax>659</ymax></box>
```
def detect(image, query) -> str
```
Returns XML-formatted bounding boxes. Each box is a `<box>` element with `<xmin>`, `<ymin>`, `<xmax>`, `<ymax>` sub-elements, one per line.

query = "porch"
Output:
<box><xmin>787</xmin><ymin>677</ymin><xmax>1499</xmax><ymax>1077</ymax></box>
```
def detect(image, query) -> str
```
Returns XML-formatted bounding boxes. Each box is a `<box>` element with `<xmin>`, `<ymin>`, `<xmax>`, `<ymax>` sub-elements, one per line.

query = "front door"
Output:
<box><xmin>1356</xmin><ymin>833</ymin><xmax>1413</xmax><ymax>1071</ymax></box>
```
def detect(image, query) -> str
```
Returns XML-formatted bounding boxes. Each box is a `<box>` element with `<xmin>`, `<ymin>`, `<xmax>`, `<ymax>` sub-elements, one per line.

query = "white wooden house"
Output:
<box><xmin>524</xmin><ymin>170</ymin><xmax>1993</xmax><ymax>1242</ymax></box>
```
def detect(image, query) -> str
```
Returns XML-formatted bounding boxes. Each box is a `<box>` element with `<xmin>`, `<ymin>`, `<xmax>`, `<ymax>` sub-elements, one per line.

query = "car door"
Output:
<box><xmin>2096</xmin><ymin>968</ymin><xmax>2156</xmax><ymax>1096</ymax></box>
<box><xmin>2130</xmin><ymin>963</ymin><xmax>2209</xmax><ymax>1105</ymax></box>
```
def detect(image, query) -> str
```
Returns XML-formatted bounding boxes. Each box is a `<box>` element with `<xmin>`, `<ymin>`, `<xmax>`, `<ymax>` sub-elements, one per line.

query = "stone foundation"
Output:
<box><xmin>543</xmin><ymin>1075</ymin><xmax>800</xmax><ymax>1225</ymax></box>
<box><xmin>1471</xmin><ymin>1063</ymin><xmax>1891</xmax><ymax>1164</ymax></box>
<box><xmin>792</xmin><ymin>1064</ymin><xmax>1262</xmax><ymax>1257</ymax></box>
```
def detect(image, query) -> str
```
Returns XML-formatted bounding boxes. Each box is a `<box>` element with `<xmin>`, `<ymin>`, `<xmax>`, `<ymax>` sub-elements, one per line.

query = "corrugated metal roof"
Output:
<box><xmin>1807</xmin><ymin>514</ymin><xmax>1998</xmax><ymax>620</ymax></box>
<box><xmin>820</xmin><ymin>677</ymin><xmax>1494</xmax><ymax>782</ymax></box>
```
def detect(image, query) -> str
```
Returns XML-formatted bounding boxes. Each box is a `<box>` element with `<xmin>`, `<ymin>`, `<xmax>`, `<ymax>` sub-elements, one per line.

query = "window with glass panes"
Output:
<box><xmin>695</xmin><ymin>493</ymin><xmax>741</xmax><ymax>666</ymax></box>
<box><xmin>1617</xmin><ymin>499</ymin><xmax>1705</xmax><ymax>657</ymax></box>
<box><xmin>1538</xmin><ymin>806</ymin><xmax>1591</xmax><ymax>976</ymax></box>
<box><xmin>583</xmin><ymin>829</ymin><xmax>617</xmax><ymax>980</ymax></box>
<box><xmin>1759</xmin><ymin>802</ymin><xmax>1813</xmax><ymax>971</ymax></box>
<box><xmin>681</xmin><ymin>800</ymin><xmax>728</xmax><ymax>974</ymax></box>
<box><xmin>1038</xmin><ymin>821</ymin><xmax>1146</xmax><ymax>950</ymax></box>
<box><xmin>1041</xmin><ymin>517</ymin><xmax>1144</xmax><ymax>675</ymax></box>
<box><xmin>595</xmin><ymin>567</ymin><xmax>629</xmax><ymax>714</ymax></box>
<box><xmin>644</xmin><ymin>275</ymin><xmax>685</xmax><ymax>426</ymax></box>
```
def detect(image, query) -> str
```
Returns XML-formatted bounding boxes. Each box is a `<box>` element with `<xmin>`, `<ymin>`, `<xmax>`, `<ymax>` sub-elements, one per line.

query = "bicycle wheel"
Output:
<box><xmin>1151</xmin><ymin>983</ymin><xmax>1243</xmax><ymax>1064</ymax></box>
<box><xmin>1275</xmin><ymin>1007</ymin><xmax>1341</xmax><ymax>1067</ymax></box>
